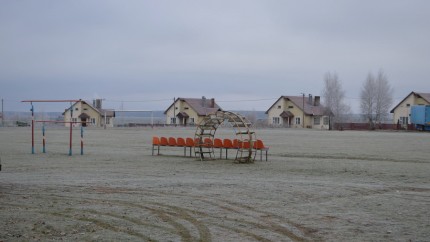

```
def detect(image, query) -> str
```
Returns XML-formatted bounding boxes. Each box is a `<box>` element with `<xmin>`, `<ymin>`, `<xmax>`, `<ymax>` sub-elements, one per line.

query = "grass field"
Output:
<box><xmin>1</xmin><ymin>127</ymin><xmax>429</xmax><ymax>241</ymax></box>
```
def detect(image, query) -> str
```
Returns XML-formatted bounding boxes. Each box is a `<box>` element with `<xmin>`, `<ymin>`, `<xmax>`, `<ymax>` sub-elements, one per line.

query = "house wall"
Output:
<box><xmin>267</xmin><ymin>98</ymin><xmax>283</xmax><ymax>127</ymax></box>
<box><xmin>392</xmin><ymin>94</ymin><xmax>430</xmax><ymax>125</ymax></box>
<box><xmin>165</xmin><ymin>100</ymin><xmax>199</xmax><ymax>125</ymax></box>
<box><xmin>310</xmin><ymin>115</ymin><xmax>330</xmax><ymax>130</ymax></box>
<box><xmin>98</xmin><ymin>112</ymin><xmax>115</xmax><ymax>128</ymax></box>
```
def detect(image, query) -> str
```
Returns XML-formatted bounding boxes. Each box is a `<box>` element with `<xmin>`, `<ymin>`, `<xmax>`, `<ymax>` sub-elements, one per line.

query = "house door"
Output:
<box><xmin>81</xmin><ymin>118</ymin><xmax>87</xmax><ymax>127</ymax></box>
<box><xmin>282</xmin><ymin>117</ymin><xmax>291</xmax><ymax>127</ymax></box>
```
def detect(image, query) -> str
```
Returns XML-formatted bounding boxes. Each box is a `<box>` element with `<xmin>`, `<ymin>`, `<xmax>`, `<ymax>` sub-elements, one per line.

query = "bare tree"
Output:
<box><xmin>360</xmin><ymin>70</ymin><xmax>393</xmax><ymax>128</ymax></box>
<box><xmin>322</xmin><ymin>72</ymin><xmax>350</xmax><ymax>129</ymax></box>
<box><xmin>360</xmin><ymin>72</ymin><xmax>376</xmax><ymax>127</ymax></box>
<box><xmin>374</xmin><ymin>70</ymin><xmax>393</xmax><ymax>124</ymax></box>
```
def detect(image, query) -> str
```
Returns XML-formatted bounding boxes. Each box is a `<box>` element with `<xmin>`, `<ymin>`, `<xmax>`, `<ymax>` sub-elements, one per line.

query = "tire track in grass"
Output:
<box><xmin>76</xmin><ymin>216</ymin><xmax>154</xmax><ymax>241</ymax></box>
<box><xmin>93</xmin><ymin>186</ymin><xmax>315</xmax><ymax>241</ymax></box>
<box><xmin>50</xmin><ymin>197</ymin><xmax>197</xmax><ymax>241</ymax></box>
<box><xmin>1</xmin><ymin>202</ymin><xmax>157</xmax><ymax>241</ymax></box>
<box><xmin>3</xmin><ymin>186</ymin><xmax>316</xmax><ymax>241</ymax></box>
<box><xmin>79</xmin><ymin>209</ymin><xmax>176</xmax><ymax>233</ymax></box>
<box><xmin>3</xmin><ymin>191</ymin><xmax>301</xmax><ymax>241</ymax></box>
<box><xmin>147</xmin><ymin>201</ymin><xmax>309</xmax><ymax>242</ymax></box>
<box><xmin>201</xmin><ymin>198</ymin><xmax>318</xmax><ymax>241</ymax></box>
<box><xmin>73</xmin><ymin>196</ymin><xmax>211</xmax><ymax>241</ymax></box>
<box><xmin>49</xmin><ymin>194</ymin><xmax>284</xmax><ymax>241</ymax></box>
<box><xmin>48</xmin><ymin>195</ymin><xmax>205</xmax><ymax>241</ymax></box>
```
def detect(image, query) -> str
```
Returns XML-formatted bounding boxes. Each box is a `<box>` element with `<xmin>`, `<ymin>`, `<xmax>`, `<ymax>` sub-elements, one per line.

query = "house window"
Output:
<box><xmin>406</xmin><ymin>104</ymin><xmax>410</xmax><ymax>107</ymax></box>
<box><xmin>272</xmin><ymin>117</ymin><xmax>280</xmax><ymax>124</ymax></box>
<box><xmin>75</xmin><ymin>108</ymin><xmax>79</xmax><ymax>111</ymax></box>
<box><xmin>171</xmin><ymin>117</ymin><xmax>176</xmax><ymax>124</ymax></box>
<box><xmin>106</xmin><ymin>118</ymin><xmax>110</xmax><ymax>125</ymax></box>
<box><xmin>288</xmin><ymin>106</ymin><xmax>294</xmax><ymax>109</ymax></box>
<box><xmin>83</xmin><ymin>108</ymin><xmax>88</xmax><ymax>111</ymax></box>
<box><xmin>314</xmin><ymin>117</ymin><xmax>320</xmax><ymax>125</ymax></box>
<box><xmin>91</xmin><ymin>118</ymin><xmax>96</xmax><ymax>124</ymax></box>
<box><xmin>184</xmin><ymin>107</ymin><xmax>189</xmax><ymax>110</ymax></box>
<box><xmin>277</xmin><ymin>105</ymin><xmax>281</xmax><ymax>109</ymax></box>
<box><xmin>323</xmin><ymin>117</ymin><xmax>329</xmax><ymax>125</ymax></box>
<box><xmin>190</xmin><ymin>118</ymin><xmax>195</xmax><ymax>124</ymax></box>
<box><xmin>175</xmin><ymin>107</ymin><xmax>178</xmax><ymax>110</ymax></box>
<box><xmin>295</xmin><ymin>117</ymin><xmax>301</xmax><ymax>125</ymax></box>
<box><xmin>400</xmin><ymin>116</ymin><xmax>408</xmax><ymax>124</ymax></box>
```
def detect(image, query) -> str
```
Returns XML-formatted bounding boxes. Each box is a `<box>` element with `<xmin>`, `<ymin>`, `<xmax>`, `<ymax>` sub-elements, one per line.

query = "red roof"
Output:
<box><xmin>164</xmin><ymin>97</ymin><xmax>222</xmax><ymax>116</ymax></box>
<box><xmin>265</xmin><ymin>96</ymin><xmax>327</xmax><ymax>116</ymax></box>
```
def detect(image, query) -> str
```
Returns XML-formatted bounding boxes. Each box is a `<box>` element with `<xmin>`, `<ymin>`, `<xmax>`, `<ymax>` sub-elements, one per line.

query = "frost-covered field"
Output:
<box><xmin>1</xmin><ymin>127</ymin><xmax>429</xmax><ymax>241</ymax></box>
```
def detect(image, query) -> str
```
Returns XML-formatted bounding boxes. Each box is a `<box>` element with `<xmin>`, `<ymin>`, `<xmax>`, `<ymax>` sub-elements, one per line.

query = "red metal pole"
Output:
<box><xmin>42</xmin><ymin>123</ymin><xmax>46</xmax><ymax>153</ymax></box>
<box><xmin>80</xmin><ymin>126</ymin><xmax>83</xmax><ymax>155</ymax></box>
<box><xmin>69</xmin><ymin>122</ymin><xmax>72</xmax><ymax>156</ymax></box>
<box><xmin>69</xmin><ymin>102</ymin><xmax>73</xmax><ymax>156</ymax></box>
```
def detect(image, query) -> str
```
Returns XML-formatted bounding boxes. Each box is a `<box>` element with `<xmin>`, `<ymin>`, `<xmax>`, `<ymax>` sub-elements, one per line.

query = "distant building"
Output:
<box><xmin>266</xmin><ymin>95</ymin><xmax>330</xmax><ymax>129</ymax></box>
<box><xmin>63</xmin><ymin>99</ymin><xmax>115</xmax><ymax>127</ymax></box>
<box><xmin>164</xmin><ymin>97</ymin><xmax>222</xmax><ymax>125</ymax></box>
<box><xmin>390</xmin><ymin>91</ymin><xmax>430</xmax><ymax>128</ymax></box>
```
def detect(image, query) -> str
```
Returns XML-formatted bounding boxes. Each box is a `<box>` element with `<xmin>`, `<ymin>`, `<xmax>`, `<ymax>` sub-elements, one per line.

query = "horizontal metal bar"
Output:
<box><xmin>21</xmin><ymin>100</ymin><xmax>81</xmax><ymax>103</ymax></box>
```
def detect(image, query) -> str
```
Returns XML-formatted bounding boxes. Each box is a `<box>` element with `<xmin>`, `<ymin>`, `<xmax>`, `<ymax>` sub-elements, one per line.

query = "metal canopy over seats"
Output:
<box><xmin>194</xmin><ymin>110</ymin><xmax>256</xmax><ymax>163</ymax></box>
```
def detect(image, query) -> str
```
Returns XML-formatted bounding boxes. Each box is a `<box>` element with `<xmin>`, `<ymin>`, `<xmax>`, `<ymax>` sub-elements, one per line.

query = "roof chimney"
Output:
<box><xmin>93</xmin><ymin>99</ymin><xmax>102</xmax><ymax>109</ymax></box>
<box><xmin>201</xmin><ymin>96</ymin><xmax>206</xmax><ymax>107</ymax></box>
<box><xmin>314</xmin><ymin>96</ymin><xmax>320</xmax><ymax>106</ymax></box>
<box><xmin>210</xmin><ymin>98</ymin><xmax>215</xmax><ymax>108</ymax></box>
<box><xmin>308</xmin><ymin>94</ymin><xmax>313</xmax><ymax>105</ymax></box>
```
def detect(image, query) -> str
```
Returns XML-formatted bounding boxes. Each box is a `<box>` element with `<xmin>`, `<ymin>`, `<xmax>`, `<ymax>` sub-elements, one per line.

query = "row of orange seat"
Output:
<box><xmin>152</xmin><ymin>136</ymin><xmax>269</xmax><ymax>161</ymax></box>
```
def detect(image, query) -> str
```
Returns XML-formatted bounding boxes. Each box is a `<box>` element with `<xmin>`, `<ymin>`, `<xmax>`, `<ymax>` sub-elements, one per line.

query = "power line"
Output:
<box><xmin>104</xmin><ymin>98</ymin><xmax>172</xmax><ymax>103</ymax></box>
<box><xmin>217</xmin><ymin>98</ymin><xmax>277</xmax><ymax>103</ymax></box>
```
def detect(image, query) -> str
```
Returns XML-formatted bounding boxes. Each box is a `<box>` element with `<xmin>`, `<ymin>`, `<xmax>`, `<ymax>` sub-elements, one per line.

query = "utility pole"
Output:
<box><xmin>301</xmin><ymin>93</ymin><xmax>305</xmax><ymax>128</ymax></box>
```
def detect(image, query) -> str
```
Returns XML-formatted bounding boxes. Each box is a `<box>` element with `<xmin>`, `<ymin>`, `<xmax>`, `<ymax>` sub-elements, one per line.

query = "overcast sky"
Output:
<box><xmin>1</xmin><ymin>0</ymin><xmax>429</xmax><ymax>112</ymax></box>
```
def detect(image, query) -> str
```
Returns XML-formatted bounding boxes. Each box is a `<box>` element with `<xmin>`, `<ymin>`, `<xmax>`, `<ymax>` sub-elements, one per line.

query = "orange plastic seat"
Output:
<box><xmin>240</xmin><ymin>140</ymin><xmax>251</xmax><ymax>149</ymax></box>
<box><xmin>213</xmin><ymin>138</ymin><xmax>223</xmax><ymax>148</ymax></box>
<box><xmin>185</xmin><ymin>137</ymin><xmax>196</xmax><ymax>156</ymax></box>
<box><xmin>213</xmin><ymin>138</ymin><xmax>223</xmax><ymax>158</ymax></box>
<box><xmin>152</xmin><ymin>136</ymin><xmax>160</xmax><ymax>155</ymax></box>
<box><xmin>254</xmin><ymin>139</ymin><xmax>269</xmax><ymax>161</ymax></box>
<box><xmin>222</xmin><ymin>139</ymin><xmax>234</xmax><ymax>159</ymax></box>
<box><xmin>203</xmin><ymin>138</ymin><xmax>213</xmax><ymax>147</ymax></box>
<box><xmin>168</xmin><ymin>137</ymin><xmax>177</xmax><ymax>146</ymax></box>
<box><xmin>232</xmin><ymin>139</ymin><xmax>240</xmax><ymax>149</ymax></box>
<box><xmin>176</xmin><ymin>137</ymin><xmax>186</xmax><ymax>147</ymax></box>
<box><xmin>223</xmin><ymin>139</ymin><xmax>233</xmax><ymax>148</ymax></box>
<box><xmin>177</xmin><ymin>137</ymin><xmax>187</xmax><ymax>156</ymax></box>
<box><xmin>185</xmin><ymin>137</ymin><xmax>195</xmax><ymax>147</ymax></box>
<box><xmin>160</xmin><ymin>137</ymin><xmax>169</xmax><ymax>146</ymax></box>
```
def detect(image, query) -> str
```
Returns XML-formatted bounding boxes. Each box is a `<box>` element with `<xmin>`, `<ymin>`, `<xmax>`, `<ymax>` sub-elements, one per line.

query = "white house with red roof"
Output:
<box><xmin>265</xmin><ymin>95</ymin><xmax>330</xmax><ymax>129</ymax></box>
<box><xmin>63</xmin><ymin>99</ymin><xmax>115</xmax><ymax>128</ymax></box>
<box><xmin>164</xmin><ymin>96</ymin><xmax>222</xmax><ymax>125</ymax></box>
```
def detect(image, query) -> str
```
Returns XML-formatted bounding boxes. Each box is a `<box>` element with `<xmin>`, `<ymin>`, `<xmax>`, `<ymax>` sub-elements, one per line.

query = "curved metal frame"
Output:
<box><xmin>194</xmin><ymin>111</ymin><xmax>256</xmax><ymax>163</ymax></box>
